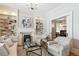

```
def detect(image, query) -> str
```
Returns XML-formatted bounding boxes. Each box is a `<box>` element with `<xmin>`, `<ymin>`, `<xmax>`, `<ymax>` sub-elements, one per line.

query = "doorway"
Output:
<box><xmin>51</xmin><ymin>16</ymin><xmax>67</xmax><ymax>39</ymax></box>
<box><xmin>50</xmin><ymin>11</ymin><xmax>73</xmax><ymax>40</ymax></box>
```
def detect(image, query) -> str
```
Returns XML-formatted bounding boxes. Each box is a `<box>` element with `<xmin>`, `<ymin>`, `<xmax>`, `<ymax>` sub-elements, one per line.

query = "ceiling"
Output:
<box><xmin>0</xmin><ymin>3</ymin><xmax>62</xmax><ymax>16</ymax></box>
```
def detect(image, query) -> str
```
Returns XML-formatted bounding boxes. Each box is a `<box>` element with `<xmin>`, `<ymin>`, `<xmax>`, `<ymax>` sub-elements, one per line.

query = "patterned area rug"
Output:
<box><xmin>17</xmin><ymin>46</ymin><xmax>77</xmax><ymax>56</ymax></box>
<box><xmin>17</xmin><ymin>46</ymin><xmax>50</xmax><ymax>56</ymax></box>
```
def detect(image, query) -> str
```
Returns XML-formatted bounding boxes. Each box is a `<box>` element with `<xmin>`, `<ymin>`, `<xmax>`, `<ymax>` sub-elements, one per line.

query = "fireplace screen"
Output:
<box><xmin>24</xmin><ymin>35</ymin><xmax>31</xmax><ymax>47</ymax></box>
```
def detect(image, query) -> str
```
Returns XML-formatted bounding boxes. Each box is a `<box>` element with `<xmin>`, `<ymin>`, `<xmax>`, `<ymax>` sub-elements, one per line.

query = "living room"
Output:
<box><xmin>0</xmin><ymin>3</ymin><xmax>79</xmax><ymax>56</ymax></box>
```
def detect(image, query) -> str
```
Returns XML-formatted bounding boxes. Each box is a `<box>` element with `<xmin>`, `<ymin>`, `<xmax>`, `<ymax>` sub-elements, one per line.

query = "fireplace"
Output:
<box><xmin>23</xmin><ymin>34</ymin><xmax>31</xmax><ymax>48</ymax></box>
<box><xmin>24</xmin><ymin>35</ymin><xmax>31</xmax><ymax>43</ymax></box>
<box><xmin>20</xmin><ymin>32</ymin><xmax>34</xmax><ymax>47</ymax></box>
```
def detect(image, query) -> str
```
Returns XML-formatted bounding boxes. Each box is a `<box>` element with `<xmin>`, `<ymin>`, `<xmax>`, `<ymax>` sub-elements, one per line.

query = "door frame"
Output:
<box><xmin>50</xmin><ymin>11</ymin><xmax>73</xmax><ymax>39</ymax></box>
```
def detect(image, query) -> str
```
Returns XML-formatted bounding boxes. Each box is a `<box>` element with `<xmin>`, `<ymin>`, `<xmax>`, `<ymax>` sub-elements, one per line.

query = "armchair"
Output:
<box><xmin>47</xmin><ymin>37</ymin><xmax>71</xmax><ymax>56</ymax></box>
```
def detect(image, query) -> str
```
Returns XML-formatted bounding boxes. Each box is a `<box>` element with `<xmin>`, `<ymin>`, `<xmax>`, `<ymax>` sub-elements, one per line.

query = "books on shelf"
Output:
<box><xmin>0</xmin><ymin>14</ymin><xmax>17</xmax><ymax>36</ymax></box>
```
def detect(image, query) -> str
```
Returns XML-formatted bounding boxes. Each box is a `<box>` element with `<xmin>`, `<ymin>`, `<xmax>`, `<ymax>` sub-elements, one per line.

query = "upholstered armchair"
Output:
<box><xmin>47</xmin><ymin>37</ymin><xmax>72</xmax><ymax>56</ymax></box>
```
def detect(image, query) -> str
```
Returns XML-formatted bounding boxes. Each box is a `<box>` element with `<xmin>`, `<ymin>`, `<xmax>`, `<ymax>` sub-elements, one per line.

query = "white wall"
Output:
<box><xmin>45</xmin><ymin>3</ymin><xmax>79</xmax><ymax>49</ymax></box>
<box><xmin>18</xmin><ymin>10</ymin><xmax>47</xmax><ymax>34</ymax></box>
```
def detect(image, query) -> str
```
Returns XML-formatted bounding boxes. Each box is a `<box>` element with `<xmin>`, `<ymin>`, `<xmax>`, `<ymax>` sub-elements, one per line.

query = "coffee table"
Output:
<box><xmin>24</xmin><ymin>43</ymin><xmax>42</xmax><ymax>56</ymax></box>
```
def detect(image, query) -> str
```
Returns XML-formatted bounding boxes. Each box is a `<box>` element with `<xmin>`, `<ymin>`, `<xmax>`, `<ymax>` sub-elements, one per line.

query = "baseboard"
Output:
<box><xmin>71</xmin><ymin>48</ymin><xmax>79</xmax><ymax>55</ymax></box>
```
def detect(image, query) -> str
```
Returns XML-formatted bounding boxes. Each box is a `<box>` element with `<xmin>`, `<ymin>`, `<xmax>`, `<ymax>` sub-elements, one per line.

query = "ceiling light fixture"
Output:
<box><xmin>26</xmin><ymin>3</ymin><xmax>38</xmax><ymax>10</ymax></box>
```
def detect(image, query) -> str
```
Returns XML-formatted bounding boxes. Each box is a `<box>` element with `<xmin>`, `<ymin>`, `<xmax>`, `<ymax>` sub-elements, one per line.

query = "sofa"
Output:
<box><xmin>47</xmin><ymin>37</ymin><xmax>72</xmax><ymax>56</ymax></box>
<box><xmin>0</xmin><ymin>35</ymin><xmax>17</xmax><ymax>56</ymax></box>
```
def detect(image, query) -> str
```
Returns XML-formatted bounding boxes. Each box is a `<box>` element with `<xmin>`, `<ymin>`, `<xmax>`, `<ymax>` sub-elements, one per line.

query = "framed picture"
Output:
<box><xmin>22</xmin><ymin>17</ymin><xmax>33</xmax><ymax>28</ymax></box>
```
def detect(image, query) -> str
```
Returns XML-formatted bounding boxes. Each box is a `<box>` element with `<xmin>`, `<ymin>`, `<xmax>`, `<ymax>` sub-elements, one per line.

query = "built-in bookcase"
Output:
<box><xmin>35</xmin><ymin>17</ymin><xmax>43</xmax><ymax>35</ymax></box>
<box><xmin>0</xmin><ymin>14</ymin><xmax>17</xmax><ymax>36</ymax></box>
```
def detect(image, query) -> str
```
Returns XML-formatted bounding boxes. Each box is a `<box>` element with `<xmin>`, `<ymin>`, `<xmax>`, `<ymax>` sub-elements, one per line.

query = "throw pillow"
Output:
<box><xmin>3</xmin><ymin>38</ymin><xmax>14</xmax><ymax>47</ymax></box>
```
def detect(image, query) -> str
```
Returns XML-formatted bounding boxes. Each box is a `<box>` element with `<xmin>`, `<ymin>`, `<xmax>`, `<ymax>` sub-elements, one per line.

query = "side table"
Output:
<box><xmin>41</xmin><ymin>39</ymin><xmax>48</xmax><ymax>51</ymax></box>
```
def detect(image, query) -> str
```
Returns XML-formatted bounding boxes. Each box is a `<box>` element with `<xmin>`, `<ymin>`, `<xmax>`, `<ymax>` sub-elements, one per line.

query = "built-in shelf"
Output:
<box><xmin>0</xmin><ymin>14</ymin><xmax>17</xmax><ymax>36</ymax></box>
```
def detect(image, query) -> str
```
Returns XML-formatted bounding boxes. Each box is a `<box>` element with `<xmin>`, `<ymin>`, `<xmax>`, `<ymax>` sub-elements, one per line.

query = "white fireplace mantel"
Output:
<box><xmin>19</xmin><ymin>28</ymin><xmax>35</xmax><ymax>33</ymax></box>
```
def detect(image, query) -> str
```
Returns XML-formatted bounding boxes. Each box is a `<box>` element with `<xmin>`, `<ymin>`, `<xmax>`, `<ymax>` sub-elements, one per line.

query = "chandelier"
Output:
<box><xmin>26</xmin><ymin>3</ymin><xmax>38</xmax><ymax>18</ymax></box>
<box><xmin>26</xmin><ymin>3</ymin><xmax>38</xmax><ymax>10</ymax></box>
